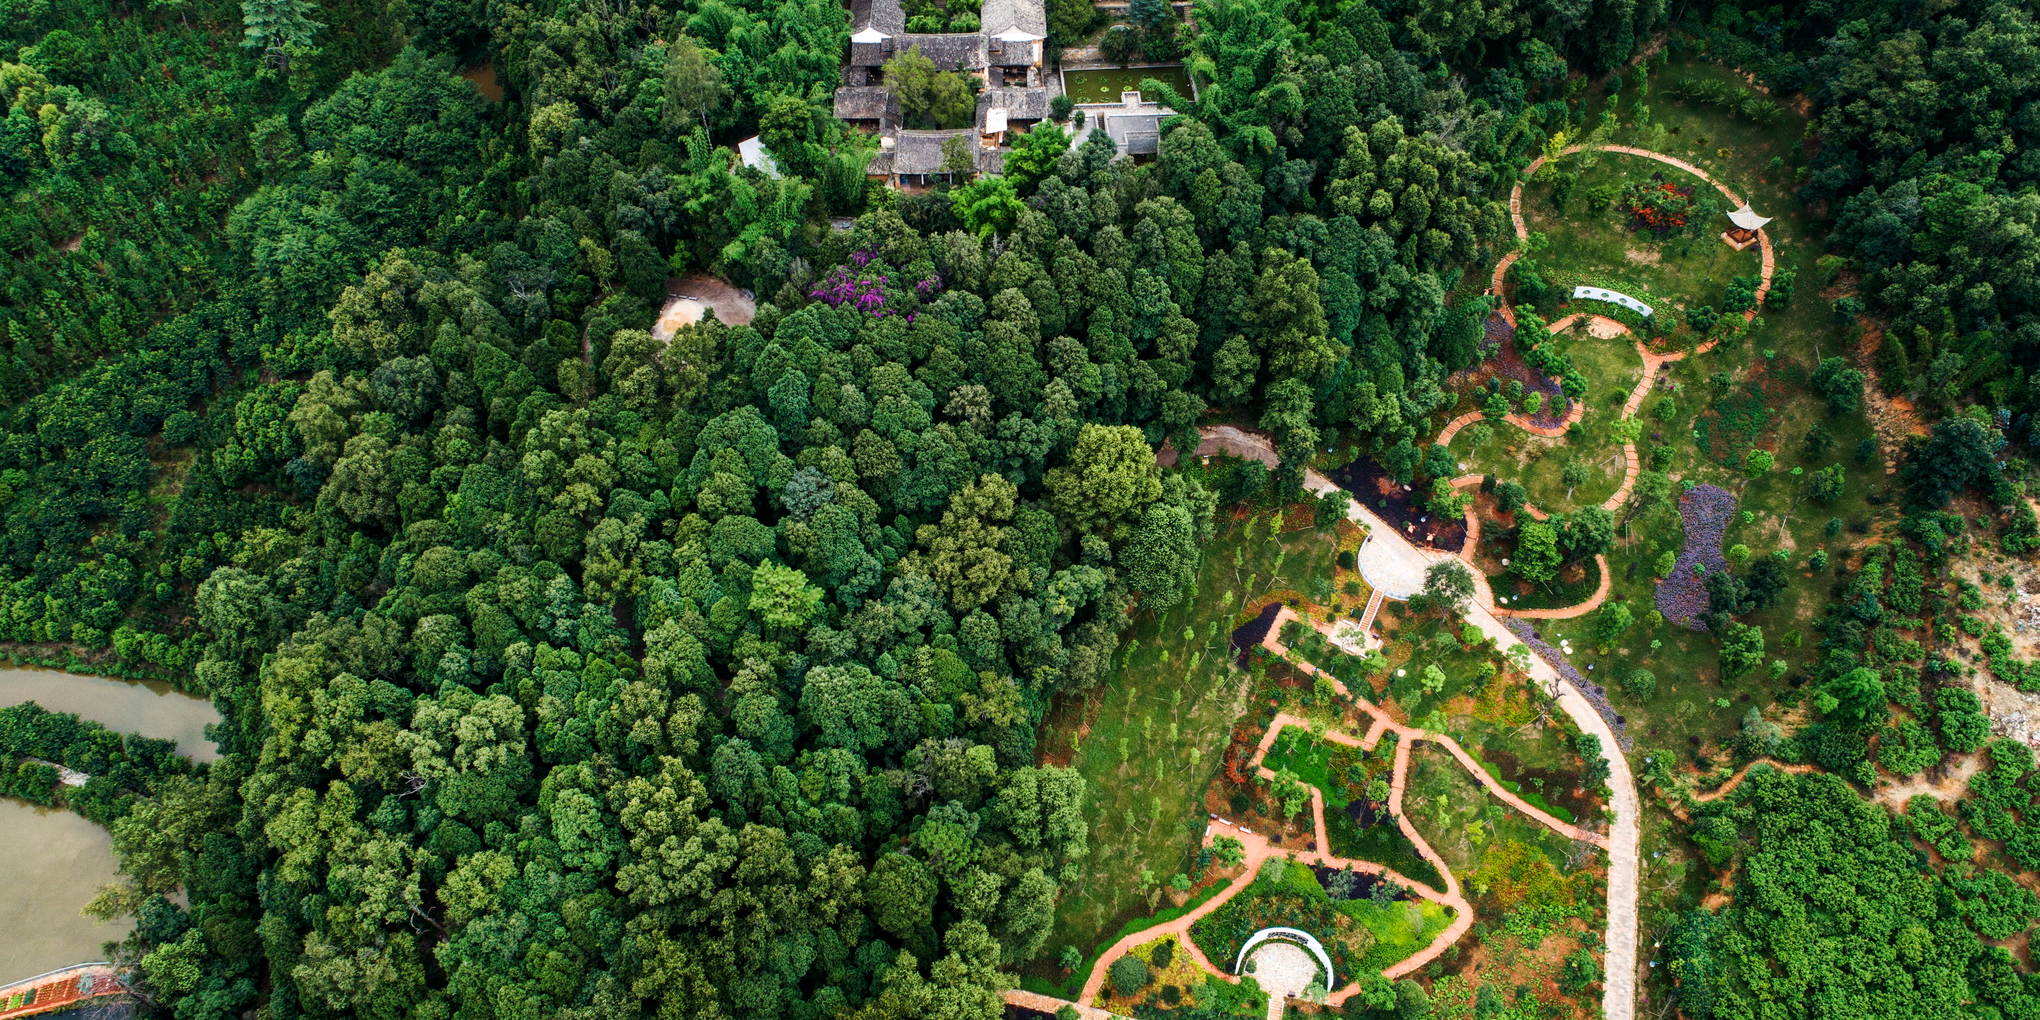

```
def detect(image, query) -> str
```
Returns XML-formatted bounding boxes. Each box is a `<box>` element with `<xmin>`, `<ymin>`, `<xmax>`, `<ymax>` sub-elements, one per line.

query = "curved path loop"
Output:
<box><xmin>1509</xmin><ymin>144</ymin><xmax>1775</xmax><ymax>323</ymax></box>
<box><xmin>1147</xmin><ymin>427</ymin><xmax>1640</xmax><ymax>1020</ymax></box>
<box><xmin>1078</xmin><ymin>608</ymin><xmax>1605</xmax><ymax>1013</ymax></box>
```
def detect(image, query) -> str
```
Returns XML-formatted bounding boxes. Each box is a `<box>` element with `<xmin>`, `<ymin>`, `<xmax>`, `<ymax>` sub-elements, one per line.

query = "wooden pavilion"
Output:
<box><xmin>1722</xmin><ymin>202</ymin><xmax>1770</xmax><ymax>251</ymax></box>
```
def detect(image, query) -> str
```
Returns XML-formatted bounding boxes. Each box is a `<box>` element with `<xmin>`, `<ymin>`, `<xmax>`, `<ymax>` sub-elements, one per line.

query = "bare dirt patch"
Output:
<box><xmin>459</xmin><ymin>63</ymin><xmax>505</xmax><ymax>102</ymax></box>
<box><xmin>1623</xmin><ymin>247</ymin><xmax>1661</xmax><ymax>267</ymax></box>
<box><xmin>652</xmin><ymin>273</ymin><xmax>756</xmax><ymax>340</ymax></box>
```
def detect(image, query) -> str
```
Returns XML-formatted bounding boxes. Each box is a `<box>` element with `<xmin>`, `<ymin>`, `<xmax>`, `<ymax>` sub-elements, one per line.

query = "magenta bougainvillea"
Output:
<box><xmin>810</xmin><ymin>252</ymin><xmax>940</xmax><ymax>323</ymax></box>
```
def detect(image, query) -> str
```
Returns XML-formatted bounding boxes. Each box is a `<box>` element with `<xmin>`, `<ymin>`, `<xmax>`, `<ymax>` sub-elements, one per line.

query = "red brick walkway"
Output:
<box><xmin>1077</xmin><ymin>610</ymin><xmax>1607</xmax><ymax>1013</ymax></box>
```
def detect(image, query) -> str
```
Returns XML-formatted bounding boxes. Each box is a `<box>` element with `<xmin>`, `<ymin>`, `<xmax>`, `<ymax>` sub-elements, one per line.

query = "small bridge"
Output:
<box><xmin>0</xmin><ymin>963</ymin><xmax>123</xmax><ymax>1020</ymax></box>
<box><xmin>1570</xmin><ymin>286</ymin><xmax>1653</xmax><ymax>317</ymax></box>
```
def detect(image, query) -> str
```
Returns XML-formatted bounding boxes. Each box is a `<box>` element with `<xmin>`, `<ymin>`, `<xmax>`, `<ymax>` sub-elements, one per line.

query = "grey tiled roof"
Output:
<box><xmin>850</xmin><ymin>0</ymin><xmax>905</xmax><ymax>35</ymax></box>
<box><xmin>980</xmin><ymin>0</ymin><xmax>1047</xmax><ymax>38</ymax></box>
<box><xmin>834</xmin><ymin>86</ymin><xmax>897</xmax><ymax>121</ymax></box>
<box><xmin>899</xmin><ymin>34</ymin><xmax>985</xmax><ymax>71</ymax></box>
<box><xmin>891</xmin><ymin>129</ymin><xmax>978</xmax><ymax>174</ymax></box>
<box><xmin>977</xmin><ymin>87</ymin><xmax>1051</xmax><ymax>123</ymax></box>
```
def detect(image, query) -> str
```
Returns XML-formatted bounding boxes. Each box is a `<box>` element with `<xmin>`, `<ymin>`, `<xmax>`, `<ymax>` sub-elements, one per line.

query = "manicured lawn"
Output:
<box><xmin>1446</xmin><ymin>422</ymin><xmax>1625</xmax><ymax>513</ymax></box>
<box><xmin>1032</xmin><ymin>506</ymin><xmax>1341</xmax><ymax>979</ymax></box>
<box><xmin>1517</xmin><ymin>152</ymin><xmax>1763</xmax><ymax>325</ymax></box>
<box><xmin>1335</xmin><ymin>897</ymin><xmax>1456</xmax><ymax>976</ymax></box>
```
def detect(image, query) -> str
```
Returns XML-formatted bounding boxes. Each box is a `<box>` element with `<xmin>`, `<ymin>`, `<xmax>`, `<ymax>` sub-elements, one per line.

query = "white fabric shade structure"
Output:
<box><xmin>1232</xmin><ymin>927</ymin><xmax>1336</xmax><ymax>994</ymax></box>
<box><xmin>849</xmin><ymin>27</ymin><xmax>888</xmax><ymax>43</ymax></box>
<box><xmin>1572</xmin><ymin>286</ymin><xmax>1654</xmax><ymax>317</ymax></box>
<box><xmin>983</xmin><ymin>108</ymin><xmax>1009</xmax><ymax>134</ymax></box>
<box><xmin>1727</xmin><ymin>203</ymin><xmax>1772</xmax><ymax>231</ymax></box>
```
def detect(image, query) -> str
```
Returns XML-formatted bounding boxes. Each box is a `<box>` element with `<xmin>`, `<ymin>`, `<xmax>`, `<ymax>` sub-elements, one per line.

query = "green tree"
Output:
<box><xmin>749</xmin><ymin>563</ymin><xmax>824</xmax><ymax>630</ymax></box>
<box><xmin>952</xmin><ymin>176</ymin><xmax>1024</xmax><ymax>238</ymax></box>
<box><xmin>885</xmin><ymin>47</ymin><xmax>976</xmax><ymax>128</ymax></box>
<box><xmin>1811</xmin><ymin>356</ymin><xmax>1866</xmax><ymax>416</ymax></box>
<box><xmin>1514</xmin><ymin>520</ymin><xmax>1562</xmax><ymax>585</ymax></box>
<box><xmin>1004</xmin><ymin>122</ymin><xmax>1071</xmax><ymax>194</ymax></box>
<box><xmin>1422</xmin><ymin>559</ymin><xmax>1474</xmax><ymax>617</ymax></box>
<box><xmin>1045</xmin><ymin>424</ymin><xmax>1162</xmax><ymax>536</ymax></box>
<box><xmin>241</xmin><ymin>0</ymin><xmax>322</xmax><ymax>74</ymax></box>
<box><xmin>1822</xmin><ymin>666</ymin><xmax>1888</xmax><ymax>729</ymax></box>
<box><xmin>1719</xmin><ymin>622</ymin><xmax>1766</xmax><ymax>679</ymax></box>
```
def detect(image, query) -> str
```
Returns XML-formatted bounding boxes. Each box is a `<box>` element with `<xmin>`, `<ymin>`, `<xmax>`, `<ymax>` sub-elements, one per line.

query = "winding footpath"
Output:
<box><xmin>1160</xmin><ymin>426</ymin><xmax>1641</xmax><ymax>1020</ymax></box>
<box><xmin>1448</xmin><ymin>142</ymin><xmax>1777</xmax><ymax>620</ymax></box>
<box><xmin>1094</xmin><ymin>145</ymin><xmax>1771</xmax><ymax>1020</ymax></box>
<box><xmin>1074</xmin><ymin>606</ymin><xmax>1605</xmax><ymax>1014</ymax></box>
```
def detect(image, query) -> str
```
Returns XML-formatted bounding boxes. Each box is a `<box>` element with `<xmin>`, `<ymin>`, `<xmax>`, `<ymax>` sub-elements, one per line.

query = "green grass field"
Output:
<box><xmin>1029</xmin><ymin>510</ymin><xmax>1340</xmax><ymax>988</ymax></box>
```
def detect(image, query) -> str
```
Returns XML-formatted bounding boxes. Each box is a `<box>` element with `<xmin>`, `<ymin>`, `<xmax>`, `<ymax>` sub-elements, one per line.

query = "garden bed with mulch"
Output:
<box><xmin>1454</xmin><ymin>312</ymin><xmax>1571</xmax><ymax>430</ymax></box>
<box><xmin>1324</xmin><ymin>459</ymin><xmax>1468</xmax><ymax>552</ymax></box>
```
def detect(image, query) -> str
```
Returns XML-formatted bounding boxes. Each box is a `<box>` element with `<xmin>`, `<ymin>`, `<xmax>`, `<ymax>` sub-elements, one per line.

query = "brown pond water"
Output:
<box><xmin>0</xmin><ymin>801</ymin><xmax>125</xmax><ymax>978</ymax></box>
<box><xmin>460</xmin><ymin>63</ymin><xmax>504</xmax><ymax>103</ymax></box>
<box><xmin>0</xmin><ymin>670</ymin><xmax>219</xmax><ymax>980</ymax></box>
<box><xmin>0</xmin><ymin>668</ymin><xmax>220</xmax><ymax>762</ymax></box>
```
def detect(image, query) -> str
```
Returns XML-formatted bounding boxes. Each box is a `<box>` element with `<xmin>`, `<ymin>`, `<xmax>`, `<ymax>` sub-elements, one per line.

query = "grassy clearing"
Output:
<box><xmin>1337</xmin><ymin>897</ymin><xmax>1456</xmax><ymax>976</ymax></box>
<box><xmin>1032</xmin><ymin>507</ymin><xmax>1341</xmax><ymax>979</ymax></box>
<box><xmin>1262</xmin><ymin>726</ymin><xmax>1446</xmax><ymax>889</ymax></box>
<box><xmin>1446</xmin><ymin>422</ymin><xmax>1625</xmax><ymax>513</ymax></box>
<box><xmin>1518</xmin><ymin>151</ymin><xmax>1763</xmax><ymax>323</ymax></box>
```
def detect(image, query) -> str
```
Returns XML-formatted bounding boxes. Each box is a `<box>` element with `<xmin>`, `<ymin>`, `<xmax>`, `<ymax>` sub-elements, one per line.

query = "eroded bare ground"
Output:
<box><xmin>1872</xmin><ymin>750</ymin><xmax>1984</xmax><ymax>811</ymax></box>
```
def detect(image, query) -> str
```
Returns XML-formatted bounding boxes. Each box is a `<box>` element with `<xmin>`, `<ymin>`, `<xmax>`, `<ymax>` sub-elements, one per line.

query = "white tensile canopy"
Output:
<box><xmin>1727</xmin><ymin>203</ymin><xmax>1772</xmax><ymax>231</ymax></box>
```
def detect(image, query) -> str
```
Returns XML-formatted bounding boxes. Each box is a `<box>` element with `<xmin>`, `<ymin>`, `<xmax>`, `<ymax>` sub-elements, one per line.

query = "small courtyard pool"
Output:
<box><xmin>1060</xmin><ymin>64</ymin><xmax>1192</xmax><ymax>103</ymax></box>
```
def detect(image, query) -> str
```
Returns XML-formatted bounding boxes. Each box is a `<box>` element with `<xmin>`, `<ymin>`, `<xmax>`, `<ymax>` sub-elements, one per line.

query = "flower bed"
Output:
<box><xmin>1655</xmin><ymin>484</ymin><xmax>1735</xmax><ymax>630</ymax></box>
<box><xmin>1481</xmin><ymin>311</ymin><xmax>1513</xmax><ymax>360</ymax></box>
<box><xmin>1621</xmin><ymin>176</ymin><xmax>1697</xmax><ymax>235</ymax></box>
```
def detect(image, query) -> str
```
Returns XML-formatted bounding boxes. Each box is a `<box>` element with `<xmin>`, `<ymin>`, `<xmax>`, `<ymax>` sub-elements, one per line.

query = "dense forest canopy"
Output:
<box><xmin>1</xmin><ymin>0</ymin><xmax>2038</xmax><ymax>1017</ymax></box>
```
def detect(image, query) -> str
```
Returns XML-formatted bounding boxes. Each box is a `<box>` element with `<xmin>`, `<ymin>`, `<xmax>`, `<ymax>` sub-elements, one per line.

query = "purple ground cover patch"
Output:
<box><xmin>1509</xmin><ymin>616</ymin><xmax>1632</xmax><ymax>754</ymax></box>
<box><xmin>1505</xmin><ymin>618</ymin><xmax>1629</xmax><ymax>751</ymax></box>
<box><xmin>1655</xmin><ymin>483</ymin><xmax>1735</xmax><ymax>630</ymax></box>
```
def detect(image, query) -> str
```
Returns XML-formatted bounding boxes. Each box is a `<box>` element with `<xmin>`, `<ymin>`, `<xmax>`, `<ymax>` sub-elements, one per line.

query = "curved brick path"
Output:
<box><xmin>1078</xmin><ymin>607</ymin><xmax>1608</xmax><ymax>1014</ymax></box>
<box><xmin>1188</xmin><ymin>426</ymin><xmax>1641</xmax><ymax>1020</ymax></box>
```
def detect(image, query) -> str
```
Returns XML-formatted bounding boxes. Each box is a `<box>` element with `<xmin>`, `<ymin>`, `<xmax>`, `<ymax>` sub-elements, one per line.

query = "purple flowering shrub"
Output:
<box><xmin>1481</xmin><ymin>311</ymin><xmax>1513</xmax><ymax>360</ymax></box>
<box><xmin>1655</xmin><ymin>483</ymin><xmax>1735</xmax><ymax>630</ymax></box>
<box><xmin>1506</xmin><ymin>619</ymin><xmax>1628</xmax><ymax>751</ymax></box>
<box><xmin>810</xmin><ymin>251</ymin><xmax>943</xmax><ymax>324</ymax></box>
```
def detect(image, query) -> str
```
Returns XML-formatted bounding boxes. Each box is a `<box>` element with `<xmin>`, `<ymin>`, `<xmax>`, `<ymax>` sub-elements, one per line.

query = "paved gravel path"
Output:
<box><xmin>1151</xmin><ymin>426</ymin><xmax>1642</xmax><ymax>1019</ymax></box>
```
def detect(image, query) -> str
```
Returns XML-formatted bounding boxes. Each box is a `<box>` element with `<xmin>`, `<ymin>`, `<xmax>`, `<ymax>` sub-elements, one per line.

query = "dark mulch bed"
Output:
<box><xmin>1230</xmin><ymin>602</ymin><xmax>1283</xmax><ymax>666</ymax></box>
<box><xmin>1324</xmin><ymin>459</ymin><xmax>1468</xmax><ymax>552</ymax></box>
<box><xmin>1005</xmin><ymin>1006</ymin><xmax>1056</xmax><ymax>1020</ymax></box>
<box><xmin>1309</xmin><ymin>860</ymin><xmax>1411</xmax><ymax>902</ymax></box>
<box><xmin>1453</xmin><ymin>312</ymin><xmax>1571</xmax><ymax>430</ymax></box>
